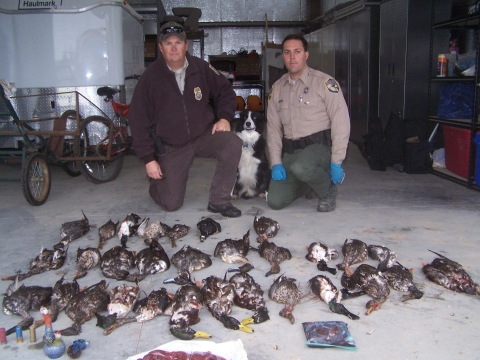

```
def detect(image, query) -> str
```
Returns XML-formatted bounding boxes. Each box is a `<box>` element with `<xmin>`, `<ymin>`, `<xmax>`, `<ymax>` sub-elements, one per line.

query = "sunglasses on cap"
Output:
<box><xmin>162</xmin><ymin>26</ymin><xmax>184</xmax><ymax>34</ymax></box>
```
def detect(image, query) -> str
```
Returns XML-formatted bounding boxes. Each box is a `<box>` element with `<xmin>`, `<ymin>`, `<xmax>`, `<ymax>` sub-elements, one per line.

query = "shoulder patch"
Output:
<box><xmin>267</xmin><ymin>85</ymin><xmax>274</xmax><ymax>101</ymax></box>
<box><xmin>209</xmin><ymin>64</ymin><xmax>220</xmax><ymax>75</ymax></box>
<box><xmin>325</xmin><ymin>79</ymin><xmax>339</xmax><ymax>93</ymax></box>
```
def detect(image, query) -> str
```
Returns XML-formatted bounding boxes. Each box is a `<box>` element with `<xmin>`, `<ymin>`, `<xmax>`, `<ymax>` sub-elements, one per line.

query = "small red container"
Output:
<box><xmin>441</xmin><ymin>125</ymin><xmax>472</xmax><ymax>178</ymax></box>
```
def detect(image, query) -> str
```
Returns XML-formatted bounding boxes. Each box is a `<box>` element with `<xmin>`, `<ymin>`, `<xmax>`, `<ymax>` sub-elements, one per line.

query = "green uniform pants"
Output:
<box><xmin>267</xmin><ymin>143</ymin><xmax>331</xmax><ymax>210</ymax></box>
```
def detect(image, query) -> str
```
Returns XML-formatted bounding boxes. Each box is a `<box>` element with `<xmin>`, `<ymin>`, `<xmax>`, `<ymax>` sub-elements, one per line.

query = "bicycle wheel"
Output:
<box><xmin>74</xmin><ymin>116</ymin><xmax>125</xmax><ymax>184</ymax></box>
<box><xmin>60</xmin><ymin>110</ymin><xmax>81</xmax><ymax>177</ymax></box>
<box><xmin>21</xmin><ymin>153</ymin><xmax>51</xmax><ymax>206</ymax></box>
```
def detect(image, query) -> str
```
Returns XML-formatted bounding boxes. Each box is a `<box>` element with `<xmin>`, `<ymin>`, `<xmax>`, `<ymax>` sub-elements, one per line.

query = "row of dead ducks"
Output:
<box><xmin>2</xmin><ymin>212</ymin><xmax>479</xmax><ymax>342</ymax></box>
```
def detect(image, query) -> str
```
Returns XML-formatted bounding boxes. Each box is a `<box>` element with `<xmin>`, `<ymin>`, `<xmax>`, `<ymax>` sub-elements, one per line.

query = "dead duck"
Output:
<box><xmin>201</xmin><ymin>275</ymin><xmax>253</xmax><ymax>333</ymax></box>
<box><xmin>2</xmin><ymin>247</ymin><xmax>67</xmax><ymax>281</ymax></box>
<box><xmin>100</xmin><ymin>245</ymin><xmax>146</xmax><ymax>283</ymax></box>
<box><xmin>73</xmin><ymin>247</ymin><xmax>102</xmax><ymax>280</ymax></box>
<box><xmin>60</xmin><ymin>280</ymin><xmax>110</xmax><ymax>336</ymax></box>
<box><xmin>166</xmin><ymin>224</ymin><xmax>190</xmax><ymax>248</ymax></box>
<box><xmin>138</xmin><ymin>219</ymin><xmax>171</xmax><ymax>246</ymax></box>
<box><xmin>368</xmin><ymin>245</ymin><xmax>397</xmax><ymax>271</ymax></box>
<box><xmin>118</xmin><ymin>213</ymin><xmax>141</xmax><ymax>248</ymax></box>
<box><xmin>107</xmin><ymin>284</ymin><xmax>140</xmax><ymax>319</ymax></box>
<box><xmin>164</xmin><ymin>245</ymin><xmax>212</xmax><ymax>285</ymax></box>
<box><xmin>50</xmin><ymin>276</ymin><xmax>80</xmax><ymax>322</ymax></box>
<box><xmin>136</xmin><ymin>217</ymin><xmax>150</xmax><ymax>239</ymax></box>
<box><xmin>197</xmin><ymin>218</ymin><xmax>221</xmax><ymax>242</ymax></box>
<box><xmin>422</xmin><ymin>250</ymin><xmax>479</xmax><ymax>295</ymax></box>
<box><xmin>336</xmin><ymin>239</ymin><xmax>368</xmax><ymax>273</ymax></box>
<box><xmin>98</xmin><ymin>219</ymin><xmax>119</xmax><ymax>250</ymax></box>
<box><xmin>214</xmin><ymin>230</ymin><xmax>251</xmax><ymax>265</ymax></box>
<box><xmin>305</xmin><ymin>242</ymin><xmax>339</xmax><ymax>275</ymax></box>
<box><xmin>229</xmin><ymin>272</ymin><xmax>269</xmax><ymax>326</ymax></box>
<box><xmin>54</xmin><ymin>211</ymin><xmax>91</xmax><ymax>250</ymax></box>
<box><xmin>102</xmin><ymin>288</ymin><xmax>173</xmax><ymax>335</ymax></box>
<box><xmin>164</xmin><ymin>284</ymin><xmax>211</xmax><ymax>340</ymax></box>
<box><xmin>382</xmin><ymin>262</ymin><xmax>424</xmax><ymax>301</ymax></box>
<box><xmin>257</xmin><ymin>239</ymin><xmax>292</xmax><ymax>277</ymax></box>
<box><xmin>253</xmin><ymin>212</ymin><xmax>280</xmax><ymax>242</ymax></box>
<box><xmin>308</xmin><ymin>274</ymin><xmax>359</xmax><ymax>320</ymax></box>
<box><xmin>2</xmin><ymin>276</ymin><xmax>52</xmax><ymax>336</ymax></box>
<box><xmin>136</xmin><ymin>239</ymin><xmax>171</xmax><ymax>275</ymax></box>
<box><xmin>341</xmin><ymin>264</ymin><xmax>390</xmax><ymax>315</ymax></box>
<box><xmin>268</xmin><ymin>274</ymin><xmax>302</xmax><ymax>324</ymax></box>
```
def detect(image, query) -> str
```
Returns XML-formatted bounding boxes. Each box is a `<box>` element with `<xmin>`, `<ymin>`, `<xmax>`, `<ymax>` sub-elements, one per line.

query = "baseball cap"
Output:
<box><xmin>158</xmin><ymin>22</ymin><xmax>186</xmax><ymax>43</ymax></box>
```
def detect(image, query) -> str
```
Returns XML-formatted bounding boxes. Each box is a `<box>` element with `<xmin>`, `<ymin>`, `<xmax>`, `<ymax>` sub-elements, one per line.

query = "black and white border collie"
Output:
<box><xmin>232</xmin><ymin>111</ymin><xmax>271</xmax><ymax>199</ymax></box>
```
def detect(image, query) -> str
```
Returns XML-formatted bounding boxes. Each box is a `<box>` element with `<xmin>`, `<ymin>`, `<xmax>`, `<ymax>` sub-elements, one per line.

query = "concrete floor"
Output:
<box><xmin>1</xmin><ymin>144</ymin><xmax>480</xmax><ymax>360</ymax></box>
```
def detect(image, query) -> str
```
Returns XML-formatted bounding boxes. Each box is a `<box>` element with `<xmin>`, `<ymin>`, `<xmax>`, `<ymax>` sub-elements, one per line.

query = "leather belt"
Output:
<box><xmin>282</xmin><ymin>129</ymin><xmax>332</xmax><ymax>155</ymax></box>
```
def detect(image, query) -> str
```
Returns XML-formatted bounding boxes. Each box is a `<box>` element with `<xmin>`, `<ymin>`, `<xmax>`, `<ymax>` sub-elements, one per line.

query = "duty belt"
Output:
<box><xmin>282</xmin><ymin>129</ymin><xmax>332</xmax><ymax>155</ymax></box>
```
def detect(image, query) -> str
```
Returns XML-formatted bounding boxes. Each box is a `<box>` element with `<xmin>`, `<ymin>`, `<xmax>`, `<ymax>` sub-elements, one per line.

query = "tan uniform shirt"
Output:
<box><xmin>266</xmin><ymin>66</ymin><xmax>350</xmax><ymax>166</ymax></box>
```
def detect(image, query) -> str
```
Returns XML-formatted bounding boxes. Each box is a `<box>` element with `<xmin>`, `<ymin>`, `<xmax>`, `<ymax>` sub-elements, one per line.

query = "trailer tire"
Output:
<box><xmin>74</xmin><ymin>116</ymin><xmax>124</xmax><ymax>184</ymax></box>
<box><xmin>21</xmin><ymin>153</ymin><xmax>51</xmax><ymax>206</ymax></box>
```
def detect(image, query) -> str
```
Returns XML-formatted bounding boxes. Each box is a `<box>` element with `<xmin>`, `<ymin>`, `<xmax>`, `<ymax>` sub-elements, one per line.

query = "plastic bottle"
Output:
<box><xmin>437</xmin><ymin>54</ymin><xmax>448</xmax><ymax>77</ymax></box>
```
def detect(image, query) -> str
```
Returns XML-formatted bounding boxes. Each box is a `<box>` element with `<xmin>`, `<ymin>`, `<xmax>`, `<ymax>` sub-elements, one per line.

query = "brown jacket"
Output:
<box><xmin>129</xmin><ymin>52</ymin><xmax>236</xmax><ymax>164</ymax></box>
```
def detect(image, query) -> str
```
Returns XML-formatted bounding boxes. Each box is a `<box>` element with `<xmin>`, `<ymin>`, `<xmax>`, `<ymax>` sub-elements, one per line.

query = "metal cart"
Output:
<box><xmin>0</xmin><ymin>83</ymin><xmax>124</xmax><ymax>206</ymax></box>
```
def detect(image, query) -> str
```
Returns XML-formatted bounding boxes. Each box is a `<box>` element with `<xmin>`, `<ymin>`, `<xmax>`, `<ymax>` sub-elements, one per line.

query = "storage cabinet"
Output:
<box><xmin>427</xmin><ymin>2</ymin><xmax>480</xmax><ymax>190</ymax></box>
<box><xmin>378</xmin><ymin>0</ymin><xmax>432</xmax><ymax>125</ymax></box>
<box><xmin>305</xmin><ymin>5</ymin><xmax>379</xmax><ymax>144</ymax></box>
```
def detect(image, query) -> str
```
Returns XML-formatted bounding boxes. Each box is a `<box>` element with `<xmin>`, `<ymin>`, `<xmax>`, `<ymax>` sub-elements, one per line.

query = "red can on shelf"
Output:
<box><xmin>437</xmin><ymin>54</ymin><xmax>448</xmax><ymax>77</ymax></box>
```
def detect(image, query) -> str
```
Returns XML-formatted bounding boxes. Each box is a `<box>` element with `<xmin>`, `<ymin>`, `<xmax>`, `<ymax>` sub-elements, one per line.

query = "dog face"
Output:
<box><xmin>236</xmin><ymin>111</ymin><xmax>265</xmax><ymax>133</ymax></box>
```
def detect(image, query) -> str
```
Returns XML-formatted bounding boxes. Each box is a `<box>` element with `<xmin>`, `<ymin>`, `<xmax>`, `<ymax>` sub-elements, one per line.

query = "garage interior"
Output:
<box><xmin>1</xmin><ymin>0</ymin><xmax>480</xmax><ymax>359</ymax></box>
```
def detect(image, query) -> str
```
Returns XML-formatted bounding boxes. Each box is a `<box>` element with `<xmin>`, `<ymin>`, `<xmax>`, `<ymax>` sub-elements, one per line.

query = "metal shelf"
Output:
<box><xmin>428</xmin><ymin>1</ymin><xmax>480</xmax><ymax>189</ymax></box>
<box><xmin>429</xmin><ymin>76</ymin><xmax>475</xmax><ymax>82</ymax></box>
<box><xmin>429</xmin><ymin>168</ymin><xmax>480</xmax><ymax>191</ymax></box>
<box><xmin>428</xmin><ymin>116</ymin><xmax>480</xmax><ymax>129</ymax></box>
<box><xmin>433</xmin><ymin>13</ymin><xmax>480</xmax><ymax>29</ymax></box>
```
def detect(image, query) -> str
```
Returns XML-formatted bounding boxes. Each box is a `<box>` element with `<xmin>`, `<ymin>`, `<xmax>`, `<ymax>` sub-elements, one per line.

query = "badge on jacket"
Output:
<box><xmin>194</xmin><ymin>87</ymin><xmax>202</xmax><ymax>100</ymax></box>
<box><xmin>325</xmin><ymin>79</ymin><xmax>339</xmax><ymax>93</ymax></box>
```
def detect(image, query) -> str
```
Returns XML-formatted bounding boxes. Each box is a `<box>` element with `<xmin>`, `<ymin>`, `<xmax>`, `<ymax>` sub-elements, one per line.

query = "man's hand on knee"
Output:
<box><xmin>146</xmin><ymin>160</ymin><xmax>164</xmax><ymax>179</ymax></box>
<box><xmin>272</xmin><ymin>164</ymin><xmax>286</xmax><ymax>181</ymax></box>
<box><xmin>330</xmin><ymin>162</ymin><xmax>345</xmax><ymax>184</ymax></box>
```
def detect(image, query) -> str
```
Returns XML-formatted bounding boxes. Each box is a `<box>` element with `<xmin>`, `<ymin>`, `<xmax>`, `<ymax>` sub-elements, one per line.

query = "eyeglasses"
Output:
<box><xmin>162</xmin><ymin>26</ymin><xmax>184</xmax><ymax>35</ymax></box>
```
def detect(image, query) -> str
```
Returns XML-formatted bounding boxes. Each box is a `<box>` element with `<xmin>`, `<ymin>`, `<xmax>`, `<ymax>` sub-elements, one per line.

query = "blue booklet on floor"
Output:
<box><xmin>302</xmin><ymin>321</ymin><xmax>357</xmax><ymax>350</ymax></box>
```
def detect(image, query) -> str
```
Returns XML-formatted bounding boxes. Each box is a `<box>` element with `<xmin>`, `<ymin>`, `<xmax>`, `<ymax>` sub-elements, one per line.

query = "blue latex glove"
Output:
<box><xmin>272</xmin><ymin>164</ymin><xmax>286</xmax><ymax>181</ymax></box>
<box><xmin>330</xmin><ymin>163</ymin><xmax>345</xmax><ymax>184</ymax></box>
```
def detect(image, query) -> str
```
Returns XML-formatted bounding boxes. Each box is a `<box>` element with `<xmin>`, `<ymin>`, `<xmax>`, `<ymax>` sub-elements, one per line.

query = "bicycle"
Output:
<box><xmin>73</xmin><ymin>75</ymin><xmax>140</xmax><ymax>184</ymax></box>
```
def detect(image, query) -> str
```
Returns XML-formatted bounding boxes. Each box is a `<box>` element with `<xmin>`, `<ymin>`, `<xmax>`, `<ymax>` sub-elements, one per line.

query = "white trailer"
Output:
<box><xmin>0</xmin><ymin>0</ymin><xmax>145</xmax><ymax>148</ymax></box>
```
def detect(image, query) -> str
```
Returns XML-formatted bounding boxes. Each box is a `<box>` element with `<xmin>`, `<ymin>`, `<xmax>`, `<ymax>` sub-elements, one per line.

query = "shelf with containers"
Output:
<box><xmin>427</xmin><ymin>5</ymin><xmax>480</xmax><ymax>190</ymax></box>
<box><xmin>208</xmin><ymin>55</ymin><xmax>265</xmax><ymax>117</ymax></box>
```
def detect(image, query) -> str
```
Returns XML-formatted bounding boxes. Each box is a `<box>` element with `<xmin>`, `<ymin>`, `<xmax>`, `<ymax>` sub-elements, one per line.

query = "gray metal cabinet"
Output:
<box><xmin>306</xmin><ymin>6</ymin><xmax>379</xmax><ymax>143</ymax></box>
<box><xmin>335</xmin><ymin>18</ymin><xmax>350</xmax><ymax>107</ymax></box>
<box><xmin>378</xmin><ymin>0</ymin><xmax>432</xmax><ymax>124</ymax></box>
<box><xmin>336</xmin><ymin>7</ymin><xmax>379</xmax><ymax>144</ymax></box>
<box><xmin>349</xmin><ymin>9</ymin><xmax>374</xmax><ymax>144</ymax></box>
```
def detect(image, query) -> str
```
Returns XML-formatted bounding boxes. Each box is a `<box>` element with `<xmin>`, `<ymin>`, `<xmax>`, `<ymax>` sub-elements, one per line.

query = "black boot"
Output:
<box><xmin>208</xmin><ymin>202</ymin><xmax>241</xmax><ymax>217</ymax></box>
<box><xmin>317</xmin><ymin>184</ymin><xmax>337</xmax><ymax>212</ymax></box>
